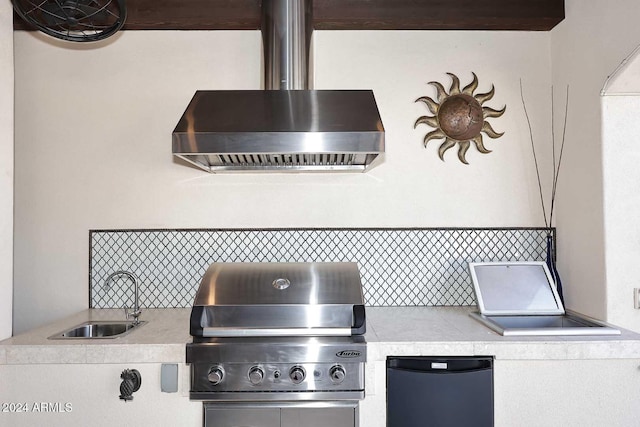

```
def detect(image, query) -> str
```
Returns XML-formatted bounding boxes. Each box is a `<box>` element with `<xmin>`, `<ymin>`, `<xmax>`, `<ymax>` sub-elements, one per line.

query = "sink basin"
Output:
<box><xmin>48</xmin><ymin>321</ymin><xmax>146</xmax><ymax>340</ymax></box>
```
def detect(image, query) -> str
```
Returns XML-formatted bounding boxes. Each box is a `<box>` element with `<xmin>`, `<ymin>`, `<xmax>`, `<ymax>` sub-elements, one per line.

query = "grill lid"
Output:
<box><xmin>189</xmin><ymin>262</ymin><xmax>366</xmax><ymax>337</ymax></box>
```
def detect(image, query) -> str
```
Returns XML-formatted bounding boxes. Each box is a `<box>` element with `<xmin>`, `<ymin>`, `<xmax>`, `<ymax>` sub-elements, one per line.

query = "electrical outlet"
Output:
<box><xmin>634</xmin><ymin>288</ymin><xmax>640</xmax><ymax>309</ymax></box>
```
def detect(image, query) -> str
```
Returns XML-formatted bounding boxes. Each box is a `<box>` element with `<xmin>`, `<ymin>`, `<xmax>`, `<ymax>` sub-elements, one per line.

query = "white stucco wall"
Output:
<box><xmin>0</xmin><ymin>0</ymin><xmax>14</xmax><ymax>340</ymax></box>
<box><xmin>601</xmin><ymin>50</ymin><xmax>640</xmax><ymax>331</ymax></box>
<box><xmin>602</xmin><ymin>95</ymin><xmax>640</xmax><ymax>331</ymax></box>
<box><xmin>550</xmin><ymin>0</ymin><xmax>640</xmax><ymax>322</ymax></box>
<box><xmin>12</xmin><ymin>29</ymin><xmax>553</xmax><ymax>333</ymax></box>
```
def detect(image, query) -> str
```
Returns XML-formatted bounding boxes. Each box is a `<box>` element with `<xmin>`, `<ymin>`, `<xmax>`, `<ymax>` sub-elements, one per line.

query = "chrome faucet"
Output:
<box><xmin>105</xmin><ymin>271</ymin><xmax>142</xmax><ymax>325</ymax></box>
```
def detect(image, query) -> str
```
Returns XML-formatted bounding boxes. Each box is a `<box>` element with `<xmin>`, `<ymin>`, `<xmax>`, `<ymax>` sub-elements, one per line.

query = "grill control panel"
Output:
<box><xmin>186</xmin><ymin>336</ymin><xmax>366</xmax><ymax>401</ymax></box>
<box><xmin>190</xmin><ymin>362</ymin><xmax>363</xmax><ymax>397</ymax></box>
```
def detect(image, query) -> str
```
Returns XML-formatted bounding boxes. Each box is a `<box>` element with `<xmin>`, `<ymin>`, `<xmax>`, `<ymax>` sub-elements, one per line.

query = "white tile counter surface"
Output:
<box><xmin>2</xmin><ymin>307</ymin><xmax>640</xmax><ymax>365</ymax></box>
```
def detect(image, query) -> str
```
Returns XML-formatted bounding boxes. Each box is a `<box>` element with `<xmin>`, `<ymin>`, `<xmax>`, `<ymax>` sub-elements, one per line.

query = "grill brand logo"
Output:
<box><xmin>336</xmin><ymin>350</ymin><xmax>361</xmax><ymax>358</ymax></box>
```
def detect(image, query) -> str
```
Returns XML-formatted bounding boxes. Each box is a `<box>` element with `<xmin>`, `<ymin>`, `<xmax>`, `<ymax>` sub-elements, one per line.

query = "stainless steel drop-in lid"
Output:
<box><xmin>190</xmin><ymin>262</ymin><xmax>366</xmax><ymax>337</ymax></box>
<box><xmin>469</xmin><ymin>261</ymin><xmax>564</xmax><ymax>316</ymax></box>
<box><xmin>468</xmin><ymin>261</ymin><xmax>620</xmax><ymax>336</ymax></box>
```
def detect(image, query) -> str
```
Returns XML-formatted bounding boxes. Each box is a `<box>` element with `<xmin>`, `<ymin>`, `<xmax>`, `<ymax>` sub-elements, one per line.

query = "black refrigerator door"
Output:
<box><xmin>386</xmin><ymin>356</ymin><xmax>493</xmax><ymax>427</ymax></box>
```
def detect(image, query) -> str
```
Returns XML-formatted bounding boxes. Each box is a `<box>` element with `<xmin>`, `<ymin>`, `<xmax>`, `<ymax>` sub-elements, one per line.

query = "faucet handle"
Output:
<box><xmin>124</xmin><ymin>307</ymin><xmax>142</xmax><ymax>324</ymax></box>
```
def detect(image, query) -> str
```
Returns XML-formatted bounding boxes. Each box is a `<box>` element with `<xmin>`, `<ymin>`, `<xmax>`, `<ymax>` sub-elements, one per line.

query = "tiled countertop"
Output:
<box><xmin>2</xmin><ymin>307</ymin><xmax>640</xmax><ymax>365</ymax></box>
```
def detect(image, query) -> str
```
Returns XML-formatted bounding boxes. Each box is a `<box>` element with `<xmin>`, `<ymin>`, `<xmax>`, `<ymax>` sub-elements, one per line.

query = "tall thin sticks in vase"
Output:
<box><xmin>520</xmin><ymin>80</ymin><xmax>569</xmax><ymax>303</ymax></box>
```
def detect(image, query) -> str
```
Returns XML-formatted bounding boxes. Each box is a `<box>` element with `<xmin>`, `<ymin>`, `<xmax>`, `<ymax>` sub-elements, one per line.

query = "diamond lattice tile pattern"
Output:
<box><xmin>90</xmin><ymin>228</ymin><xmax>550</xmax><ymax>308</ymax></box>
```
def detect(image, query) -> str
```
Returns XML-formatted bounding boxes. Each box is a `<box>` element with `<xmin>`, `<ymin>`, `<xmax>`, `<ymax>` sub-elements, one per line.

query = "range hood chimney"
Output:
<box><xmin>262</xmin><ymin>0</ymin><xmax>312</xmax><ymax>90</ymax></box>
<box><xmin>172</xmin><ymin>0</ymin><xmax>385</xmax><ymax>173</ymax></box>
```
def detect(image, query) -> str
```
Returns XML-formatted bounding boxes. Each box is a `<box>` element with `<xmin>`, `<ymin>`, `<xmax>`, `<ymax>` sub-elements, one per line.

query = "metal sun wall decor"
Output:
<box><xmin>414</xmin><ymin>72</ymin><xmax>506</xmax><ymax>164</ymax></box>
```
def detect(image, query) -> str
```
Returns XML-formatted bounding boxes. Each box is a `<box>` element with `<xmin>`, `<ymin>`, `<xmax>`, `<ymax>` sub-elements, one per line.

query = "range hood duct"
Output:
<box><xmin>262</xmin><ymin>0</ymin><xmax>312</xmax><ymax>90</ymax></box>
<box><xmin>172</xmin><ymin>0</ymin><xmax>385</xmax><ymax>173</ymax></box>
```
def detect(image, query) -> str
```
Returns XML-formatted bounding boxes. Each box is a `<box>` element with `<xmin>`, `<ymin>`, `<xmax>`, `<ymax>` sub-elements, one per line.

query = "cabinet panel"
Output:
<box><xmin>204</xmin><ymin>406</ymin><xmax>280</xmax><ymax>427</ymax></box>
<box><xmin>0</xmin><ymin>363</ymin><xmax>201</xmax><ymax>427</ymax></box>
<box><xmin>281</xmin><ymin>407</ymin><xmax>356</xmax><ymax>427</ymax></box>
<box><xmin>494</xmin><ymin>359</ymin><xmax>640</xmax><ymax>427</ymax></box>
<box><xmin>202</xmin><ymin>404</ymin><xmax>357</xmax><ymax>427</ymax></box>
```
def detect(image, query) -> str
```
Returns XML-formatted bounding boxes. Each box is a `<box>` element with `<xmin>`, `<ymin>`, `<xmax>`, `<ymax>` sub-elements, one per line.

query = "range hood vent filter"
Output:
<box><xmin>213</xmin><ymin>153</ymin><xmax>368</xmax><ymax>169</ymax></box>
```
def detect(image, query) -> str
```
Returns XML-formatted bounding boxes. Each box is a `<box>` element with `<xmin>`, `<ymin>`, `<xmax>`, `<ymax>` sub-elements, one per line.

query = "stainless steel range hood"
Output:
<box><xmin>172</xmin><ymin>0</ymin><xmax>385</xmax><ymax>173</ymax></box>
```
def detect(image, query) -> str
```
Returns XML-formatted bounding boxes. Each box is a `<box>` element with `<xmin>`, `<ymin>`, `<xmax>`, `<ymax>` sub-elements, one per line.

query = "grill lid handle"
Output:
<box><xmin>201</xmin><ymin>327</ymin><xmax>353</xmax><ymax>338</ymax></box>
<box><xmin>351</xmin><ymin>305</ymin><xmax>366</xmax><ymax>335</ymax></box>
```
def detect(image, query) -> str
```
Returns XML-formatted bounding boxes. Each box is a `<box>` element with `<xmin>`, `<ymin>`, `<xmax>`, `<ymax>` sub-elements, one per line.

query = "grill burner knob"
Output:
<box><xmin>289</xmin><ymin>366</ymin><xmax>306</xmax><ymax>384</ymax></box>
<box><xmin>329</xmin><ymin>365</ymin><xmax>346</xmax><ymax>384</ymax></box>
<box><xmin>207</xmin><ymin>367</ymin><xmax>224</xmax><ymax>385</ymax></box>
<box><xmin>248</xmin><ymin>367</ymin><xmax>264</xmax><ymax>385</ymax></box>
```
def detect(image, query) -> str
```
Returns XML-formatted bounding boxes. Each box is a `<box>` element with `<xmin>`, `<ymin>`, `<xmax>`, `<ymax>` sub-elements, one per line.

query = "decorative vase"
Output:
<box><xmin>545</xmin><ymin>233</ymin><xmax>564</xmax><ymax>304</ymax></box>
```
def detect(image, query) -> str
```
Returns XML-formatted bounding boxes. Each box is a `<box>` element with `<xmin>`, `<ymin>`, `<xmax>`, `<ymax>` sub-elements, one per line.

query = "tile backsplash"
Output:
<box><xmin>90</xmin><ymin>228</ymin><xmax>551</xmax><ymax>308</ymax></box>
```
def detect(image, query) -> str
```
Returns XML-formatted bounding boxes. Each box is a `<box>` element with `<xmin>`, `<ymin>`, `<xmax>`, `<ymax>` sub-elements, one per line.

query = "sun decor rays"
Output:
<box><xmin>414</xmin><ymin>72</ymin><xmax>506</xmax><ymax>164</ymax></box>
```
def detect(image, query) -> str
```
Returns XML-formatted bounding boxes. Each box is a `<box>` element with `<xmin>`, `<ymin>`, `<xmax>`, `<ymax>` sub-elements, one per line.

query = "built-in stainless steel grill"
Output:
<box><xmin>186</xmin><ymin>262</ymin><xmax>367</xmax><ymax>405</ymax></box>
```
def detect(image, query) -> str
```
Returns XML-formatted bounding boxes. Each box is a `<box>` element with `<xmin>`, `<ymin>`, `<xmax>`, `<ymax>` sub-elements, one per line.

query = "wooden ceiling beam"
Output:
<box><xmin>14</xmin><ymin>0</ymin><xmax>564</xmax><ymax>32</ymax></box>
<box><xmin>315</xmin><ymin>0</ymin><xmax>565</xmax><ymax>31</ymax></box>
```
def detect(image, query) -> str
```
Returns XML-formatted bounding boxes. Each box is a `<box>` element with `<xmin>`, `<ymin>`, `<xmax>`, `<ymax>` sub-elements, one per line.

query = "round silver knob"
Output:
<box><xmin>207</xmin><ymin>367</ymin><xmax>224</xmax><ymax>385</ymax></box>
<box><xmin>329</xmin><ymin>365</ymin><xmax>346</xmax><ymax>384</ymax></box>
<box><xmin>248</xmin><ymin>366</ymin><xmax>264</xmax><ymax>385</ymax></box>
<box><xmin>289</xmin><ymin>366</ymin><xmax>306</xmax><ymax>384</ymax></box>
